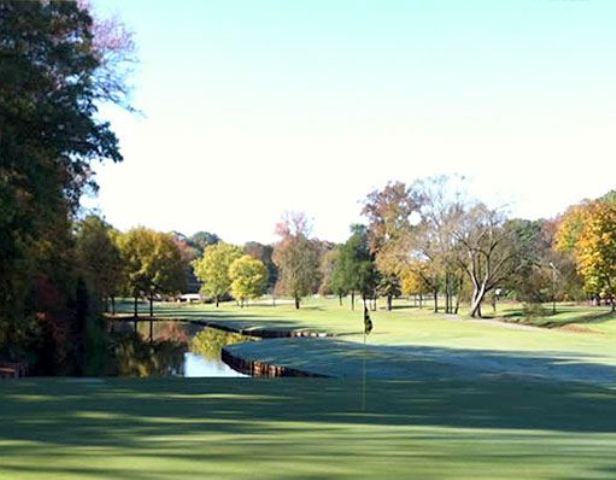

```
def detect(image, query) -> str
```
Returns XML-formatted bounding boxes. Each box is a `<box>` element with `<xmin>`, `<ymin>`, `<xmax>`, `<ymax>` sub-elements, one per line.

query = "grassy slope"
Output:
<box><xmin>2</xmin><ymin>377</ymin><xmax>616</xmax><ymax>480</ymax></box>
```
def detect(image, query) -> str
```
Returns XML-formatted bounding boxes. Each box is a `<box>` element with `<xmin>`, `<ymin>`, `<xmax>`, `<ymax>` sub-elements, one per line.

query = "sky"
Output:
<box><xmin>87</xmin><ymin>0</ymin><xmax>616</xmax><ymax>244</ymax></box>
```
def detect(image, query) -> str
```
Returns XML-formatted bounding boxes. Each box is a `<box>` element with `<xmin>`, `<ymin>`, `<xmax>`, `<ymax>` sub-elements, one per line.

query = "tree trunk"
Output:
<box><xmin>351</xmin><ymin>291</ymin><xmax>355</xmax><ymax>311</ymax></box>
<box><xmin>445</xmin><ymin>272</ymin><xmax>450</xmax><ymax>314</ymax></box>
<box><xmin>149</xmin><ymin>294</ymin><xmax>154</xmax><ymax>317</ymax></box>
<box><xmin>387</xmin><ymin>294</ymin><xmax>392</xmax><ymax>311</ymax></box>
<box><xmin>339</xmin><ymin>294</ymin><xmax>343</xmax><ymax>306</ymax></box>
<box><xmin>215</xmin><ymin>295</ymin><xmax>219</xmax><ymax>307</ymax></box>
<box><xmin>470</xmin><ymin>283</ymin><xmax>487</xmax><ymax>318</ymax></box>
<box><xmin>454</xmin><ymin>275</ymin><xmax>463</xmax><ymax>315</ymax></box>
<box><xmin>149</xmin><ymin>319</ymin><xmax>153</xmax><ymax>342</ymax></box>
<box><xmin>419</xmin><ymin>293</ymin><xmax>423</xmax><ymax>309</ymax></box>
<box><xmin>133</xmin><ymin>295</ymin><xmax>138</xmax><ymax>333</ymax></box>
<box><xmin>433</xmin><ymin>289</ymin><xmax>438</xmax><ymax>313</ymax></box>
<box><xmin>111</xmin><ymin>296</ymin><xmax>116</xmax><ymax>316</ymax></box>
<box><xmin>371</xmin><ymin>295</ymin><xmax>377</xmax><ymax>312</ymax></box>
<box><xmin>294</xmin><ymin>296</ymin><xmax>300</xmax><ymax>309</ymax></box>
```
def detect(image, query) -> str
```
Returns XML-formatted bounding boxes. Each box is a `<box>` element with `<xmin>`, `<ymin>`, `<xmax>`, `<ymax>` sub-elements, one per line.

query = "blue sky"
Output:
<box><xmin>89</xmin><ymin>0</ymin><xmax>616</xmax><ymax>244</ymax></box>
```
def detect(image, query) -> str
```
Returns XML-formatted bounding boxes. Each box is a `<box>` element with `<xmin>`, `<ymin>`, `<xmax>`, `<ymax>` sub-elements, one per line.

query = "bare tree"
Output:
<box><xmin>454</xmin><ymin>205</ymin><xmax>516</xmax><ymax>318</ymax></box>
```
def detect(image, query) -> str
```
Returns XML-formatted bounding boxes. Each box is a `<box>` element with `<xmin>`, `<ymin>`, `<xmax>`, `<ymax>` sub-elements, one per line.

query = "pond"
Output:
<box><xmin>110</xmin><ymin>321</ymin><xmax>252</xmax><ymax>378</ymax></box>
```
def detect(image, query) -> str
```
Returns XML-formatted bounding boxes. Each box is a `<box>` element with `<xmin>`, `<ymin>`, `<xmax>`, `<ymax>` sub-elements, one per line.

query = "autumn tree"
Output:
<box><xmin>75</xmin><ymin>215</ymin><xmax>125</xmax><ymax>315</ymax></box>
<box><xmin>0</xmin><ymin>0</ymin><xmax>134</xmax><ymax>366</ymax></box>
<box><xmin>400</xmin><ymin>261</ymin><xmax>432</xmax><ymax>308</ymax></box>
<box><xmin>574</xmin><ymin>202</ymin><xmax>616</xmax><ymax>310</ymax></box>
<box><xmin>193</xmin><ymin>243</ymin><xmax>242</xmax><ymax>307</ymax></box>
<box><xmin>362</xmin><ymin>181</ymin><xmax>422</xmax><ymax>310</ymax></box>
<box><xmin>272</xmin><ymin>212</ymin><xmax>320</xmax><ymax>309</ymax></box>
<box><xmin>319</xmin><ymin>248</ymin><xmax>339</xmax><ymax>295</ymax></box>
<box><xmin>118</xmin><ymin>228</ymin><xmax>186</xmax><ymax>322</ymax></box>
<box><xmin>244</xmin><ymin>241</ymin><xmax>278</xmax><ymax>291</ymax></box>
<box><xmin>229</xmin><ymin>255</ymin><xmax>269</xmax><ymax>307</ymax></box>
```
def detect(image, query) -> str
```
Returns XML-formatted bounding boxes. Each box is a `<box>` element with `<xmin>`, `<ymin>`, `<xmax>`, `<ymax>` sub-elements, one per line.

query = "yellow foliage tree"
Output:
<box><xmin>555</xmin><ymin>202</ymin><xmax>592</xmax><ymax>253</ymax></box>
<box><xmin>400</xmin><ymin>261</ymin><xmax>434</xmax><ymax>309</ymax></box>
<box><xmin>229</xmin><ymin>255</ymin><xmax>269</xmax><ymax>307</ymax></box>
<box><xmin>574</xmin><ymin>201</ymin><xmax>616</xmax><ymax>310</ymax></box>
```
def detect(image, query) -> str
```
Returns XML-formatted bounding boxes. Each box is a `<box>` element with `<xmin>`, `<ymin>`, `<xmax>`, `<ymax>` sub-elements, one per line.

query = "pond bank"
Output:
<box><xmin>221</xmin><ymin>347</ymin><xmax>330</xmax><ymax>378</ymax></box>
<box><xmin>111</xmin><ymin>317</ymin><xmax>333</xmax><ymax>378</ymax></box>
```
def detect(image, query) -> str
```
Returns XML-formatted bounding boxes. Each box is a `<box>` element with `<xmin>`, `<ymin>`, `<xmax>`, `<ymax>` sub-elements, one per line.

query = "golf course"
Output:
<box><xmin>3</xmin><ymin>299</ymin><xmax>616</xmax><ymax>479</ymax></box>
<box><xmin>3</xmin><ymin>1</ymin><xmax>616</xmax><ymax>479</ymax></box>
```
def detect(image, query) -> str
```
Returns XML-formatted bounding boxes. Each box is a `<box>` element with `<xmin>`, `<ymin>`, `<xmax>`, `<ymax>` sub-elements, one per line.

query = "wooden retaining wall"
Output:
<box><xmin>222</xmin><ymin>348</ymin><xmax>329</xmax><ymax>378</ymax></box>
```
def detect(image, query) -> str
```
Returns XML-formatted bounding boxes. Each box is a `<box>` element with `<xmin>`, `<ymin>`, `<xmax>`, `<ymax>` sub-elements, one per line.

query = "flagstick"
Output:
<box><xmin>362</xmin><ymin>329</ymin><xmax>366</xmax><ymax>411</ymax></box>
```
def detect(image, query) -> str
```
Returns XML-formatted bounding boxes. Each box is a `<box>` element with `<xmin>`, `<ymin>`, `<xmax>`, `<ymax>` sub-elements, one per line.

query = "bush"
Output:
<box><xmin>522</xmin><ymin>302</ymin><xmax>548</xmax><ymax>320</ymax></box>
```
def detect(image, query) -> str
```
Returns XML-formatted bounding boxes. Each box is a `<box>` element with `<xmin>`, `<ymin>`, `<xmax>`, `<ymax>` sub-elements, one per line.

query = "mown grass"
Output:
<box><xmin>107</xmin><ymin>297</ymin><xmax>616</xmax><ymax>386</ymax></box>
<box><xmin>3</xmin><ymin>299</ymin><xmax>616</xmax><ymax>478</ymax></box>
<box><xmin>2</xmin><ymin>377</ymin><xmax>616</xmax><ymax>479</ymax></box>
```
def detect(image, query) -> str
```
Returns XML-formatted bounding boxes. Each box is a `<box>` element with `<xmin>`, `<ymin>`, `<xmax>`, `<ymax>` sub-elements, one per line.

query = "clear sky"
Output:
<box><xmin>88</xmin><ymin>0</ymin><xmax>616</xmax><ymax>244</ymax></box>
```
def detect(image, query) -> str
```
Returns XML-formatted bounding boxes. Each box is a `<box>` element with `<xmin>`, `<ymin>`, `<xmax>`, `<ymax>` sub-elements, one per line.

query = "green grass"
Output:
<box><xmin>117</xmin><ymin>297</ymin><xmax>616</xmax><ymax>385</ymax></box>
<box><xmin>2</xmin><ymin>377</ymin><xmax>616</xmax><ymax>479</ymax></box>
<box><xmin>3</xmin><ymin>299</ymin><xmax>616</xmax><ymax>478</ymax></box>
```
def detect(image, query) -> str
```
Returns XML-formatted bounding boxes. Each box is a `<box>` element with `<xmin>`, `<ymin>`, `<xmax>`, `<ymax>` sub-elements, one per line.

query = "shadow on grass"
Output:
<box><xmin>1</xmin><ymin>375</ymin><xmax>616</xmax><ymax>479</ymax></box>
<box><xmin>499</xmin><ymin>308</ymin><xmax>616</xmax><ymax>328</ymax></box>
<box><xmin>224</xmin><ymin>338</ymin><xmax>616</xmax><ymax>387</ymax></box>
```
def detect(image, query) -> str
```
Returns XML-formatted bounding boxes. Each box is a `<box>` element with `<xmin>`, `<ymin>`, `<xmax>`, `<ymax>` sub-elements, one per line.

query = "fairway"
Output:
<box><xmin>2</xmin><ymin>377</ymin><xmax>616</xmax><ymax>479</ymax></box>
<box><xmin>4</xmin><ymin>291</ymin><xmax>616</xmax><ymax>479</ymax></box>
<box><xmin>120</xmin><ymin>298</ymin><xmax>616</xmax><ymax>386</ymax></box>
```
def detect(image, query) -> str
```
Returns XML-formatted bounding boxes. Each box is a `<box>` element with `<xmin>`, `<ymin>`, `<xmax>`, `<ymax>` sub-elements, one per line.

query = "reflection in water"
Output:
<box><xmin>191</xmin><ymin>328</ymin><xmax>252</xmax><ymax>361</ymax></box>
<box><xmin>114</xmin><ymin>333</ymin><xmax>186</xmax><ymax>377</ymax></box>
<box><xmin>111</xmin><ymin>321</ymin><xmax>251</xmax><ymax>377</ymax></box>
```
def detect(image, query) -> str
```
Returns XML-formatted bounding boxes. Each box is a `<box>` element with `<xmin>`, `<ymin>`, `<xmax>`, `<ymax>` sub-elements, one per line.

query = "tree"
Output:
<box><xmin>189</xmin><ymin>231</ymin><xmax>221</xmax><ymax>255</ymax></box>
<box><xmin>362</xmin><ymin>181</ymin><xmax>423</xmax><ymax>311</ymax></box>
<box><xmin>193</xmin><ymin>242</ymin><xmax>242</xmax><ymax>307</ymax></box>
<box><xmin>400</xmin><ymin>261</ymin><xmax>432</xmax><ymax>308</ymax></box>
<box><xmin>118</xmin><ymin>228</ymin><xmax>186</xmax><ymax>322</ymax></box>
<box><xmin>335</xmin><ymin>225</ymin><xmax>378</xmax><ymax>311</ymax></box>
<box><xmin>377</xmin><ymin>274</ymin><xmax>401</xmax><ymax>311</ymax></box>
<box><xmin>229</xmin><ymin>255</ymin><xmax>269</xmax><ymax>307</ymax></box>
<box><xmin>172</xmin><ymin>232</ymin><xmax>201</xmax><ymax>293</ymax></box>
<box><xmin>555</xmin><ymin>203</ymin><xmax>592</xmax><ymax>253</ymax></box>
<box><xmin>0</xmin><ymin>0</ymin><xmax>133</xmax><ymax>365</ymax></box>
<box><xmin>411</xmin><ymin>175</ymin><xmax>468</xmax><ymax>314</ymax></box>
<box><xmin>75</xmin><ymin>215</ymin><xmax>125</xmax><ymax>315</ymax></box>
<box><xmin>244</xmin><ymin>241</ymin><xmax>278</xmax><ymax>291</ymax></box>
<box><xmin>272</xmin><ymin>212</ymin><xmax>320</xmax><ymax>309</ymax></box>
<box><xmin>319</xmin><ymin>247</ymin><xmax>339</xmax><ymax>296</ymax></box>
<box><xmin>454</xmin><ymin>205</ymin><xmax>517</xmax><ymax>318</ymax></box>
<box><xmin>574</xmin><ymin>201</ymin><xmax>616</xmax><ymax>310</ymax></box>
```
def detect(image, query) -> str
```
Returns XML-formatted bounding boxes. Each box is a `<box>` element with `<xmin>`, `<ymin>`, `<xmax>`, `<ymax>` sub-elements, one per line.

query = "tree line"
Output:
<box><xmin>1</xmin><ymin>1</ymin><xmax>614</xmax><ymax>374</ymax></box>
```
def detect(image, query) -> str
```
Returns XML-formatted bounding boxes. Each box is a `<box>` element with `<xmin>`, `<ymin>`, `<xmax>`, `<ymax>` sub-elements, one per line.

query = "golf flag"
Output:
<box><xmin>364</xmin><ymin>306</ymin><xmax>373</xmax><ymax>335</ymax></box>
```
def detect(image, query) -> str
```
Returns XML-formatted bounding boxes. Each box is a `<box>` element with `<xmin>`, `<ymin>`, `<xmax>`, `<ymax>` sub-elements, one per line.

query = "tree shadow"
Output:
<box><xmin>1</xmin><ymin>374</ymin><xmax>616</xmax><ymax>478</ymax></box>
<box><xmin>224</xmin><ymin>338</ymin><xmax>616</xmax><ymax>388</ymax></box>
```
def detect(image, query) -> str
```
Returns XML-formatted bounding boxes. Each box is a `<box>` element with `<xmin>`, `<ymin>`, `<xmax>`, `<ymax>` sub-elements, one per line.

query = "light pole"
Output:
<box><xmin>549</xmin><ymin>262</ymin><xmax>557</xmax><ymax>315</ymax></box>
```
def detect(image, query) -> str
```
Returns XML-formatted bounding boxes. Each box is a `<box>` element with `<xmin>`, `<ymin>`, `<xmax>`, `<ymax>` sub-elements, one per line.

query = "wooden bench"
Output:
<box><xmin>0</xmin><ymin>362</ymin><xmax>27</xmax><ymax>379</ymax></box>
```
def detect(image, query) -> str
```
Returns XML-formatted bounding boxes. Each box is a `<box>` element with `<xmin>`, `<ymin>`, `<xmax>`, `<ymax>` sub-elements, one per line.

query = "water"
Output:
<box><xmin>111</xmin><ymin>321</ymin><xmax>251</xmax><ymax>377</ymax></box>
<box><xmin>183</xmin><ymin>352</ymin><xmax>245</xmax><ymax>377</ymax></box>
